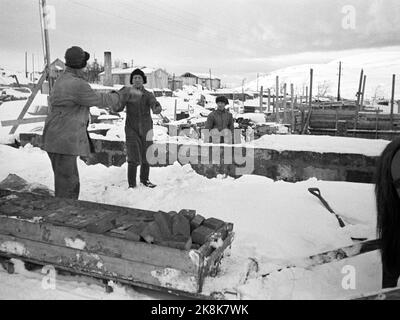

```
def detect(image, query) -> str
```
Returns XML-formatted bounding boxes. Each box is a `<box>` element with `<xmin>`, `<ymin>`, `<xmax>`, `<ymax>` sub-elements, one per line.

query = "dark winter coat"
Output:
<box><xmin>43</xmin><ymin>67</ymin><xmax>129</xmax><ymax>157</ymax></box>
<box><xmin>205</xmin><ymin>108</ymin><xmax>235</xmax><ymax>131</ymax></box>
<box><xmin>114</xmin><ymin>86</ymin><xmax>162</xmax><ymax>164</ymax></box>
<box><xmin>204</xmin><ymin>108</ymin><xmax>235</xmax><ymax>143</ymax></box>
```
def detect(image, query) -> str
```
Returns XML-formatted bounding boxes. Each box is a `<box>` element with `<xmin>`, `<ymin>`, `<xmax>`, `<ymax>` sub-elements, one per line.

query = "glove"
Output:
<box><xmin>152</xmin><ymin>103</ymin><xmax>162</xmax><ymax>114</ymax></box>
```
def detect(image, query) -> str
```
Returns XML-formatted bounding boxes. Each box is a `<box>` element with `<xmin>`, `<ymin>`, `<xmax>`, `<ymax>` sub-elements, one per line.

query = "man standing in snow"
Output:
<box><xmin>204</xmin><ymin>95</ymin><xmax>235</xmax><ymax>143</ymax></box>
<box><xmin>43</xmin><ymin>46</ymin><xmax>131</xmax><ymax>199</ymax></box>
<box><xmin>113</xmin><ymin>68</ymin><xmax>162</xmax><ymax>189</ymax></box>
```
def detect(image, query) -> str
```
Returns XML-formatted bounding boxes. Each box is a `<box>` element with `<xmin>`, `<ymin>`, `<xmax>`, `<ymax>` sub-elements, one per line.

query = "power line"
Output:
<box><xmin>69</xmin><ymin>0</ymin><xmax>234</xmax><ymax>54</ymax></box>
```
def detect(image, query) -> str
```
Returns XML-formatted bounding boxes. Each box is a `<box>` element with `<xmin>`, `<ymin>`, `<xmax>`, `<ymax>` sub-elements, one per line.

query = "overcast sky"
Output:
<box><xmin>1</xmin><ymin>0</ymin><xmax>399</xmax><ymax>86</ymax></box>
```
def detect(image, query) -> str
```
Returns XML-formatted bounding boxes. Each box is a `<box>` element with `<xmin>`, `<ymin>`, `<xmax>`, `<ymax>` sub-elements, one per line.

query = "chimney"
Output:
<box><xmin>103</xmin><ymin>51</ymin><xmax>113</xmax><ymax>87</ymax></box>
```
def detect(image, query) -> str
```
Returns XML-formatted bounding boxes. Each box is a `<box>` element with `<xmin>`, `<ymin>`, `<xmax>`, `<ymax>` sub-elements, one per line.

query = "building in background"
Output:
<box><xmin>99</xmin><ymin>64</ymin><xmax>169</xmax><ymax>89</ymax></box>
<box><xmin>180</xmin><ymin>72</ymin><xmax>221</xmax><ymax>90</ymax></box>
<box><xmin>168</xmin><ymin>75</ymin><xmax>183</xmax><ymax>91</ymax></box>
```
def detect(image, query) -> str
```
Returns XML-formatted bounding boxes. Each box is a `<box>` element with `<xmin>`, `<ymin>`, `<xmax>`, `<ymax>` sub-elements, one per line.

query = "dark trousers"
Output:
<box><xmin>128</xmin><ymin>162</ymin><xmax>150</xmax><ymax>187</ymax></box>
<box><xmin>48</xmin><ymin>152</ymin><xmax>80</xmax><ymax>199</ymax></box>
<box><xmin>382</xmin><ymin>261</ymin><xmax>400</xmax><ymax>288</ymax></box>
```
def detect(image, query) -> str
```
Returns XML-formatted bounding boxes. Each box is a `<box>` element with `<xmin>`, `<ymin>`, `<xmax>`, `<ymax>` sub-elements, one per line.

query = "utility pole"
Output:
<box><xmin>40</xmin><ymin>0</ymin><xmax>52</xmax><ymax>90</ymax></box>
<box><xmin>337</xmin><ymin>61</ymin><xmax>342</xmax><ymax>101</ymax></box>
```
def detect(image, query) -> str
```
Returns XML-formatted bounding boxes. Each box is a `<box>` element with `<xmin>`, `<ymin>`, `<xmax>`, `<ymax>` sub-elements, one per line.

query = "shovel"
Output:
<box><xmin>308</xmin><ymin>187</ymin><xmax>367</xmax><ymax>241</ymax></box>
<box><xmin>159</xmin><ymin>112</ymin><xmax>170</xmax><ymax>123</ymax></box>
<box><xmin>308</xmin><ymin>188</ymin><xmax>346</xmax><ymax>228</ymax></box>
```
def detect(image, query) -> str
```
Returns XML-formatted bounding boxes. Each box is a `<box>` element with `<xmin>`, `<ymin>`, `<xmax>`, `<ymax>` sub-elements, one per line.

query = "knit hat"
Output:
<box><xmin>130</xmin><ymin>68</ymin><xmax>147</xmax><ymax>84</ymax></box>
<box><xmin>65</xmin><ymin>46</ymin><xmax>90</xmax><ymax>69</ymax></box>
<box><xmin>216</xmin><ymin>96</ymin><xmax>229</xmax><ymax>105</ymax></box>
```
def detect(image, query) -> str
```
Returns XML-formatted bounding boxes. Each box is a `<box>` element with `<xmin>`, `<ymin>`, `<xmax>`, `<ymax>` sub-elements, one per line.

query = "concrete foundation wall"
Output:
<box><xmin>19</xmin><ymin>133</ymin><xmax>378</xmax><ymax>183</ymax></box>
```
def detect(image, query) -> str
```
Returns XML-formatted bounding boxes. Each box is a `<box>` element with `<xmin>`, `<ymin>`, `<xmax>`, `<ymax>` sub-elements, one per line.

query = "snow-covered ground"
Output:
<box><xmin>0</xmin><ymin>143</ymin><xmax>390</xmax><ymax>299</ymax></box>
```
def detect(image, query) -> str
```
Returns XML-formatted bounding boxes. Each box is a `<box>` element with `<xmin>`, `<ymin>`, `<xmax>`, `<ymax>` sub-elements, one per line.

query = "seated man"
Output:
<box><xmin>204</xmin><ymin>96</ymin><xmax>235</xmax><ymax>143</ymax></box>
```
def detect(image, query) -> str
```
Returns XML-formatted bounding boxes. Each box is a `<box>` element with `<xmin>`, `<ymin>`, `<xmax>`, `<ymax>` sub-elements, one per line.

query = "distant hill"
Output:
<box><xmin>239</xmin><ymin>46</ymin><xmax>400</xmax><ymax>100</ymax></box>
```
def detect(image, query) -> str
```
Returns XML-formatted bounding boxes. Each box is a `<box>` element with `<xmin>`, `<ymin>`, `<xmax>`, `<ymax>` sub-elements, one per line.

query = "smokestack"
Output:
<box><xmin>103</xmin><ymin>51</ymin><xmax>113</xmax><ymax>87</ymax></box>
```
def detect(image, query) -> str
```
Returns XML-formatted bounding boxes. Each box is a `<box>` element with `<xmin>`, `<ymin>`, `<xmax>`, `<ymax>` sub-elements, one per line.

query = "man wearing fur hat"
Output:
<box><xmin>113</xmin><ymin>68</ymin><xmax>162</xmax><ymax>188</ymax></box>
<box><xmin>204</xmin><ymin>95</ymin><xmax>235</xmax><ymax>143</ymax></box>
<box><xmin>43</xmin><ymin>46</ymin><xmax>131</xmax><ymax>199</ymax></box>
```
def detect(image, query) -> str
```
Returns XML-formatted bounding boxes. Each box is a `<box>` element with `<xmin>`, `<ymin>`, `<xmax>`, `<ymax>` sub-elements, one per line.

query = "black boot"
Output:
<box><xmin>128</xmin><ymin>162</ymin><xmax>137</xmax><ymax>188</ymax></box>
<box><xmin>140</xmin><ymin>163</ymin><xmax>156</xmax><ymax>188</ymax></box>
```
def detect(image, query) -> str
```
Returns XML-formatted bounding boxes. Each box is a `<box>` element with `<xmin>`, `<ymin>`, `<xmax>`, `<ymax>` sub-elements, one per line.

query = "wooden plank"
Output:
<box><xmin>0</xmin><ymin>251</ymin><xmax>216</xmax><ymax>299</ymax></box>
<box><xmin>204</xmin><ymin>232</ymin><xmax>234</xmax><ymax>275</ymax></box>
<box><xmin>9</xmin><ymin>71</ymin><xmax>47</xmax><ymax>134</ymax></box>
<box><xmin>0</xmin><ymin>216</ymin><xmax>198</xmax><ymax>274</ymax></box>
<box><xmin>352</xmin><ymin>287</ymin><xmax>400</xmax><ymax>300</ymax></box>
<box><xmin>198</xmin><ymin>232</ymin><xmax>234</xmax><ymax>293</ymax></box>
<box><xmin>1</xmin><ymin>116</ymin><xmax>48</xmax><ymax>127</ymax></box>
<box><xmin>0</xmin><ymin>233</ymin><xmax>201</xmax><ymax>293</ymax></box>
<box><xmin>262</xmin><ymin>239</ymin><xmax>380</xmax><ymax>278</ymax></box>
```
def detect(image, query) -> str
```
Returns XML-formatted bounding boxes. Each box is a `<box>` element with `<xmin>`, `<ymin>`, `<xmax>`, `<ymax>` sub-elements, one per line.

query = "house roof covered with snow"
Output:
<box><xmin>181</xmin><ymin>72</ymin><xmax>220</xmax><ymax>80</ymax></box>
<box><xmin>99</xmin><ymin>66</ymin><xmax>166</xmax><ymax>76</ymax></box>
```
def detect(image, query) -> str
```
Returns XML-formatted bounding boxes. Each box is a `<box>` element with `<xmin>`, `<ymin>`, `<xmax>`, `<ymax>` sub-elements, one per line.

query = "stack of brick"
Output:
<box><xmin>125</xmin><ymin>209</ymin><xmax>229</xmax><ymax>251</ymax></box>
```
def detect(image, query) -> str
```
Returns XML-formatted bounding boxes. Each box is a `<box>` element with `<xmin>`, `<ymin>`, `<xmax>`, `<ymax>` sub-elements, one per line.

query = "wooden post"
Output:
<box><xmin>305</xmin><ymin>86</ymin><xmax>308</xmax><ymax>109</ymax></box>
<box><xmin>232</xmin><ymin>92</ymin><xmax>235</xmax><ymax>112</ymax></box>
<box><xmin>241</xmin><ymin>78</ymin><xmax>245</xmax><ymax>113</ymax></box>
<box><xmin>8</xmin><ymin>70</ymin><xmax>48</xmax><ymax>134</ymax></box>
<box><xmin>209</xmin><ymin>69</ymin><xmax>212</xmax><ymax>90</ymax></box>
<box><xmin>259</xmin><ymin>86</ymin><xmax>263</xmax><ymax>113</ymax></box>
<box><xmin>32</xmin><ymin>53</ymin><xmax>35</xmax><ymax>83</ymax></box>
<box><xmin>290</xmin><ymin>84</ymin><xmax>294</xmax><ymax>133</ymax></box>
<box><xmin>25</xmin><ymin>52</ymin><xmax>28</xmax><ymax>79</ymax></box>
<box><xmin>283</xmin><ymin>83</ymin><xmax>287</xmax><ymax>123</ymax></box>
<box><xmin>390</xmin><ymin>74</ymin><xmax>396</xmax><ymax>132</ymax></box>
<box><xmin>360</xmin><ymin>75</ymin><xmax>367</xmax><ymax>109</ymax></box>
<box><xmin>309</xmin><ymin>69</ymin><xmax>313</xmax><ymax>108</ymax></box>
<box><xmin>354</xmin><ymin>74</ymin><xmax>367</xmax><ymax>136</ymax></box>
<box><xmin>275</xmin><ymin>76</ymin><xmax>280</xmax><ymax>122</ymax></box>
<box><xmin>272</xmin><ymin>96</ymin><xmax>275</xmax><ymax>114</ymax></box>
<box><xmin>174</xmin><ymin>99</ymin><xmax>177</xmax><ymax>121</ymax></box>
<box><xmin>337</xmin><ymin>61</ymin><xmax>342</xmax><ymax>101</ymax></box>
<box><xmin>356</xmin><ymin>69</ymin><xmax>364</xmax><ymax>107</ymax></box>
<box><xmin>335</xmin><ymin>109</ymin><xmax>339</xmax><ymax>136</ymax></box>
<box><xmin>256</xmin><ymin>73</ymin><xmax>259</xmax><ymax>92</ymax></box>
<box><xmin>267</xmin><ymin>89</ymin><xmax>271</xmax><ymax>113</ymax></box>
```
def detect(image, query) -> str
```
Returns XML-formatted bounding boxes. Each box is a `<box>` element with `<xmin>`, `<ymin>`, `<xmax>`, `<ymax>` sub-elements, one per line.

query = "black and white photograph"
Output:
<box><xmin>0</xmin><ymin>0</ymin><xmax>400</xmax><ymax>304</ymax></box>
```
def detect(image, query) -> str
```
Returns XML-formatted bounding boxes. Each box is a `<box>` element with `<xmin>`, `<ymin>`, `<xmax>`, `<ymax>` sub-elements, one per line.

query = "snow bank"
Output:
<box><xmin>0</xmin><ymin>144</ymin><xmax>381</xmax><ymax>299</ymax></box>
<box><xmin>251</xmin><ymin>134</ymin><xmax>389</xmax><ymax>156</ymax></box>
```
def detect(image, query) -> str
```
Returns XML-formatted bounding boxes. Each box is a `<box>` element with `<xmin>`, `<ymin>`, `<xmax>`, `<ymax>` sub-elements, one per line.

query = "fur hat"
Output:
<box><xmin>130</xmin><ymin>68</ymin><xmax>147</xmax><ymax>84</ymax></box>
<box><xmin>215</xmin><ymin>95</ymin><xmax>229</xmax><ymax>105</ymax></box>
<box><xmin>65</xmin><ymin>46</ymin><xmax>90</xmax><ymax>69</ymax></box>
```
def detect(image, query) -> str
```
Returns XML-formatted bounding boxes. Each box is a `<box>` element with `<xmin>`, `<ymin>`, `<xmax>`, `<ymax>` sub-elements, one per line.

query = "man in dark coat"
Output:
<box><xmin>113</xmin><ymin>68</ymin><xmax>162</xmax><ymax>188</ymax></box>
<box><xmin>43</xmin><ymin>46</ymin><xmax>130</xmax><ymax>199</ymax></box>
<box><xmin>204</xmin><ymin>95</ymin><xmax>235</xmax><ymax>143</ymax></box>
